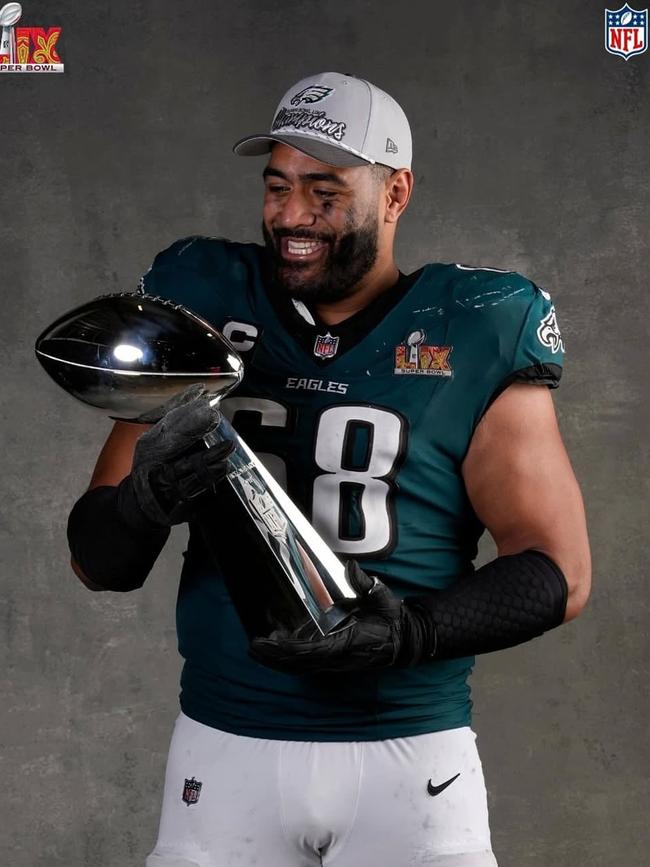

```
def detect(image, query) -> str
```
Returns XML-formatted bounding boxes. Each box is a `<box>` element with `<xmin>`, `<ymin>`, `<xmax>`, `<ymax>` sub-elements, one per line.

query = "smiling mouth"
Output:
<box><xmin>279</xmin><ymin>237</ymin><xmax>330</xmax><ymax>263</ymax></box>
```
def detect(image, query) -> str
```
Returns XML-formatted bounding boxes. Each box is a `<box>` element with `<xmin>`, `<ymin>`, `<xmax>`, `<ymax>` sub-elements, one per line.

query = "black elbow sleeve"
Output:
<box><xmin>407</xmin><ymin>550</ymin><xmax>569</xmax><ymax>660</ymax></box>
<box><xmin>67</xmin><ymin>484</ymin><xmax>170</xmax><ymax>592</ymax></box>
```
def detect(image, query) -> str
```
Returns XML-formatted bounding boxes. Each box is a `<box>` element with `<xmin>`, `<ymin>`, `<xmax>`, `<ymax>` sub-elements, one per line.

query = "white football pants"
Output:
<box><xmin>145</xmin><ymin>712</ymin><xmax>498</xmax><ymax>867</ymax></box>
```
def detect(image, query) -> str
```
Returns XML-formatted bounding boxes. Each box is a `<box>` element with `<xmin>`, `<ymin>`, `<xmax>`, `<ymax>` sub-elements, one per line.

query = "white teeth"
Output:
<box><xmin>286</xmin><ymin>239</ymin><xmax>325</xmax><ymax>256</ymax></box>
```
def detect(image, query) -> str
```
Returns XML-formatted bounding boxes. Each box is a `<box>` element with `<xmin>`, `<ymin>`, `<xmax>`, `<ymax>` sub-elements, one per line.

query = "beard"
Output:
<box><xmin>262</xmin><ymin>210</ymin><xmax>380</xmax><ymax>305</ymax></box>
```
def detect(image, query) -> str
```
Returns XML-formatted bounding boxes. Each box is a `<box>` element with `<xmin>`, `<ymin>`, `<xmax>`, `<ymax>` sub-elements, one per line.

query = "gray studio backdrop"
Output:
<box><xmin>1</xmin><ymin>1</ymin><xmax>648</xmax><ymax>865</ymax></box>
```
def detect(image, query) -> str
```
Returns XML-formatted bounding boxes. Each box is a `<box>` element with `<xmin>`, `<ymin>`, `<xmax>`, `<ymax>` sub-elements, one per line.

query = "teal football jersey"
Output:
<box><xmin>139</xmin><ymin>236</ymin><xmax>564</xmax><ymax>741</ymax></box>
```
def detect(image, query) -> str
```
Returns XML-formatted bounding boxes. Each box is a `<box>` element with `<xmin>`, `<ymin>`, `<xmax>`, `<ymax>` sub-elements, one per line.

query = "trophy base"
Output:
<box><xmin>315</xmin><ymin>604</ymin><xmax>354</xmax><ymax>635</ymax></box>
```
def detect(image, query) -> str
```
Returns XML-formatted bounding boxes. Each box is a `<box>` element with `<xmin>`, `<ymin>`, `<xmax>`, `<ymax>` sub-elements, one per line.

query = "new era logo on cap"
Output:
<box><xmin>233</xmin><ymin>71</ymin><xmax>412</xmax><ymax>170</ymax></box>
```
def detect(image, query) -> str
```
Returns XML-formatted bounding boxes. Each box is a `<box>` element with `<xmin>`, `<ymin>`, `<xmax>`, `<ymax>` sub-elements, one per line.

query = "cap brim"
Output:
<box><xmin>232</xmin><ymin>133</ymin><xmax>372</xmax><ymax>168</ymax></box>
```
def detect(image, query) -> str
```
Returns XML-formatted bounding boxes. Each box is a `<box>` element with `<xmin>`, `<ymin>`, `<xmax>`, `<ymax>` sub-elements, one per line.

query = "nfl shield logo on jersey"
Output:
<box><xmin>605</xmin><ymin>5</ymin><xmax>648</xmax><ymax>59</ymax></box>
<box><xmin>182</xmin><ymin>776</ymin><xmax>202</xmax><ymax>806</ymax></box>
<box><xmin>313</xmin><ymin>332</ymin><xmax>340</xmax><ymax>358</ymax></box>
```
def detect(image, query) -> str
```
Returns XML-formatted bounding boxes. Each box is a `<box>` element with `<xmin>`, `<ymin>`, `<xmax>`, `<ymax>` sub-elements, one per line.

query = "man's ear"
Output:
<box><xmin>384</xmin><ymin>169</ymin><xmax>414</xmax><ymax>224</ymax></box>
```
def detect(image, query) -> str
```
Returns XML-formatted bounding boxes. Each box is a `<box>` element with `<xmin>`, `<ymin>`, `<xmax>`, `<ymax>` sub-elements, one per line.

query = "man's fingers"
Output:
<box><xmin>250</xmin><ymin>634</ymin><xmax>341</xmax><ymax>669</ymax></box>
<box><xmin>344</xmin><ymin>560</ymin><xmax>375</xmax><ymax>596</ymax></box>
<box><xmin>162</xmin><ymin>398</ymin><xmax>220</xmax><ymax>439</ymax></box>
<box><xmin>344</xmin><ymin>562</ymin><xmax>402</xmax><ymax>620</ymax></box>
<box><xmin>138</xmin><ymin>400</ymin><xmax>221</xmax><ymax>463</ymax></box>
<box><xmin>249</xmin><ymin>638</ymin><xmax>316</xmax><ymax>673</ymax></box>
<box><xmin>134</xmin><ymin>383</ymin><xmax>210</xmax><ymax>423</ymax></box>
<box><xmin>166</xmin><ymin>443</ymin><xmax>235</xmax><ymax>500</ymax></box>
<box><xmin>253</xmin><ymin>636</ymin><xmax>330</xmax><ymax>658</ymax></box>
<box><xmin>363</xmin><ymin>581</ymin><xmax>403</xmax><ymax>619</ymax></box>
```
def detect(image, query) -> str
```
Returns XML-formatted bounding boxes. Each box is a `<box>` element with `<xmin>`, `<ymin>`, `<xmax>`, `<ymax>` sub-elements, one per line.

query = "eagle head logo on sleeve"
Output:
<box><xmin>536</xmin><ymin>306</ymin><xmax>565</xmax><ymax>354</ymax></box>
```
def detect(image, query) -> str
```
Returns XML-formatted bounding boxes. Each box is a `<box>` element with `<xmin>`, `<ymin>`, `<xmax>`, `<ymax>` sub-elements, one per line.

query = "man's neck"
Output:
<box><xmin>314</xmin><ymin>259</ymin><xmax>400</xmax><ymax>326</ymax></box>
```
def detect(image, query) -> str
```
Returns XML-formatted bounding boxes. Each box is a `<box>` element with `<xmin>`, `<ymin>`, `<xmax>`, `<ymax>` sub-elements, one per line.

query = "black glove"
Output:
<box><xmin>117</xmin><ymin>384</ymin><xmax>234</xmax><ymax>529</ymax></box>
<box><xmin>249</xmin><ymin>561</ymin><xmax>434</xmax><ymax>674</ymax></box>
<box><xmin>133</xmin><ymin>383</ymin><xmax>212</xmax><ymax>424</ymax></box>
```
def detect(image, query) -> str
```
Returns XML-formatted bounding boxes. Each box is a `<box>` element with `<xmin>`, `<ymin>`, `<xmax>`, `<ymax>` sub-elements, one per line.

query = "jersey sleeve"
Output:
<box><xmin>497</xmin><ymin>279</ymin><xmax>564</xmax><ymax>398</ymax></box>
<box><xmin>450</xmin><ymin>268</ymin><xmax>565</xmax><ymax>433</ymax></box>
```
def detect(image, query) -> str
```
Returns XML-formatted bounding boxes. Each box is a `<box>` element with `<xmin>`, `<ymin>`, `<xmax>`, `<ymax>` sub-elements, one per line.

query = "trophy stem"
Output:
<box><xmin>201</xmin><ymin>413</ymin><xmax>356</xmax><ymax>637</ymax></box>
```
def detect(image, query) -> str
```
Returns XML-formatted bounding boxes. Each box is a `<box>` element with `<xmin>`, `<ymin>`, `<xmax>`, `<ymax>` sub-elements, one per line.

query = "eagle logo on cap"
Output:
<box><xmin>290</xmin><ymin>86</ymin><xmax>334</xmax><ymax>105</ymax></box>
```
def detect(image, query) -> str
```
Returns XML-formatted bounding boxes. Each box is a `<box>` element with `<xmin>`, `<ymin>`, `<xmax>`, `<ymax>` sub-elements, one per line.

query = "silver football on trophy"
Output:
<box><xmin>35</xmin><ymin>292</ymin><xmax>244</xmax><ymax>420</ymax></box>
<box><xmin>35</xmin><ymin>292</ymin><xmax>356</xmax><ymax>637</ymax></box>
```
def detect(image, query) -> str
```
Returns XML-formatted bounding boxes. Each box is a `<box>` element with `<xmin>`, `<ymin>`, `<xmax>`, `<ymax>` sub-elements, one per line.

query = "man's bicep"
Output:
<box><xmin>461</xmin><ymin>382</ymin><xmax>591</xmax><ymax>620</ymax></box>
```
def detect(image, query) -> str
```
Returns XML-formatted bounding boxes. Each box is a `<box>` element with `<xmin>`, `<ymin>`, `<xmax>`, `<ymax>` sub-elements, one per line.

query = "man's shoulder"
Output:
<box><xmin>421</xmin><ymin>262</ymin><xmax>540</xmax><ymax>310</ymax></box>
<box><xmin>427</xmin><ymin>262</ymin><xmax>564</xmax><ymax>382</ymax></box>
<box><xmin>145</xmin><ymin>235</ymin><xmax>265</xmax><ymax>276</ymax></box>
<box><xmin>137</xmin><ymin>235</ymin><xmax>266</xmax><ymax>314</ymax></box>
<box><xmin>415</xmin><ymin>261</ymin><xmax>562</xmax><ymax>362</ymax></box>
<box><xmin>419</xmin><ymin>261</ymin><xmax>555</xmax><ymax>336</ymax></box>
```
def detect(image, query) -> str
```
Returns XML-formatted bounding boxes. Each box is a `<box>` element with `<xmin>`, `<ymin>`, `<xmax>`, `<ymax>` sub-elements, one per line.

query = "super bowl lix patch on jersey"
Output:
<box><xmin>536</xmin><ymin>306</ymin><xmax>564</xmax><ymax>354</ymax></box>
<box><xmin>394</xmin><ymin>330</ymin><xmax>453</xmax><ymax>376</ymax></box>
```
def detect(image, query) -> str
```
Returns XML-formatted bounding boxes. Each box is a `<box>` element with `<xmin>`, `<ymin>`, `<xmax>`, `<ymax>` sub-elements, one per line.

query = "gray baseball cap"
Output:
<box><xmin>233</xmin><ymin>71</ymin><xmax>412</xmax><ymax>170</ymax></box>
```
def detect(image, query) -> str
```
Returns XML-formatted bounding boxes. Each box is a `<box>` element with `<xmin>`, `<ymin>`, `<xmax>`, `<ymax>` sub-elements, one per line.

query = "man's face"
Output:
<box><xmin>262</xmin><ymin>144</ymin><xmax>382</xmax><ymax>304</ymax></box>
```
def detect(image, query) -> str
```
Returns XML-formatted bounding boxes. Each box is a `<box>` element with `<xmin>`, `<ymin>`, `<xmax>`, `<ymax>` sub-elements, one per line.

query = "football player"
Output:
<box><xmin>67</xmin><ymin>72</ymin><xmax>591</xmax><ymax>866</ymax></box>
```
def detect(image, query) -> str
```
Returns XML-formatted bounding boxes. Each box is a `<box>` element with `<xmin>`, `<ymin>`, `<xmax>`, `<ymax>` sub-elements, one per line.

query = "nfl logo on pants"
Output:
<box><xmin>182</xmin><ymin>776</ymin><xmax>202</xmax><ymax>806</ymax></box>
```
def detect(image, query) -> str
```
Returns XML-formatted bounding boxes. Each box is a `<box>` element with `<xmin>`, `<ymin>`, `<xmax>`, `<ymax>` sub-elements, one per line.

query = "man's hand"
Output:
<box><xmin>249</xmin><ymin>561</ymin><xmax>431</xmax><ymax>674</ymax></box>
<box><xmin>118</xmin><ymin>384</ymin><xmax>234</xmax><ymax>528</ymax></box>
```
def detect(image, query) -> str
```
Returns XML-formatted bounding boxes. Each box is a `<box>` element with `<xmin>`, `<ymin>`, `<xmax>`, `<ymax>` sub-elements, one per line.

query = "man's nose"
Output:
<box><xmin>276</xmin><ymin>189</ymin><xmax>317</xmax><ymax>229</ymax></box>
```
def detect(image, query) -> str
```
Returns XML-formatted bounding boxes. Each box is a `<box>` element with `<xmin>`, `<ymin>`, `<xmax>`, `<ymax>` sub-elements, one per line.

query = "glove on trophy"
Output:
<box><xmin>118</xmin><ymin>384</ymin><xmax>234</xmax><ymax>529</ymax></box>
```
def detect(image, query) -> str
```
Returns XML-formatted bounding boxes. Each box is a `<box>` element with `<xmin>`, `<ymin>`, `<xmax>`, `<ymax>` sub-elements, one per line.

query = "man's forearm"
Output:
<box><xmin>405</xmin><ymin>549</ymin><xmax>568</xmax><ymax>661</ymax></box>
<box><xmin>67</xmin><ymin>482</ymin><xmax>170</xmax><ymax>591</ymax></box>
<box><xmin>250</xmin><ymin>552</ymin><xmax>570</xmax><ymax>674</ymax></box>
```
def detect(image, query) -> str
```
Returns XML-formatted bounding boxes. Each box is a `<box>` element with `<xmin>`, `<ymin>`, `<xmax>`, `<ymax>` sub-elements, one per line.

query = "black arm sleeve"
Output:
<box><xmin>405</xmin><ymin>549</ymin><xmax>568</xmax><ymax>661</ymax></box>
<box><xmin>67</xmin><ymin>482</ymin><xmax>170</xmax><ymax>592</ymax></box>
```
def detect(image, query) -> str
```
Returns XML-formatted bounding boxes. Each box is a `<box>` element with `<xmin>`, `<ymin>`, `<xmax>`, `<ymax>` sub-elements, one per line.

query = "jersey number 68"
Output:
<box><xmin>221</xmin><ymin>399</ymin><xmax>407</xmax><ymax>558</ymax></box>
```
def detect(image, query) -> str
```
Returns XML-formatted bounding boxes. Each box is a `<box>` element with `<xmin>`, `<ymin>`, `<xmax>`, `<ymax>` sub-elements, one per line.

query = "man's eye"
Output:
<box><xmin>315</xmin><ymin>190</ymin><xmax>337</xmax><ymax>199</ymax></box>
<box><xmin>268</xmin><ymin>185</ymin><xmax>289</xmax><ymax>193</ymax></box>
